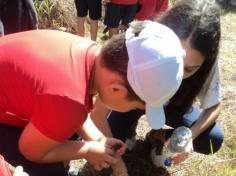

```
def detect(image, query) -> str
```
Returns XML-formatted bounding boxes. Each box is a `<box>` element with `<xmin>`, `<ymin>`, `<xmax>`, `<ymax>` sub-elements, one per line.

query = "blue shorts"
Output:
<box><xmin>74</xmin><ymin>0</ymin><xmax>101</xmax><ymax>20</ymax></box>
<box><xmin>104</xmin><ymin>3</ymin><xmax>138</xmax><ymax>28</ymax></box>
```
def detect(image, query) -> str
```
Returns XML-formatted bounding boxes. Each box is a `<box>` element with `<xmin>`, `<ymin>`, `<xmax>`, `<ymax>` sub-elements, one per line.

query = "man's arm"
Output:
<box><xmin>77</xmin><ymin>114</ymin><xmax>106</xmax><ymax>141</ymax></box>
<box><xmin>90</xmin><ymin>97</ymin><xmax>113</xmax><ymax>137</ymax></box>
<box><xmin>18</xmin><ymin>122</ymin><xmax>118</xmax><ymax>170</ymax></box>
<box><xmin>90</xmin><ymin>97</ymin><xmax>128</xmax><ymax>176</ymax></box>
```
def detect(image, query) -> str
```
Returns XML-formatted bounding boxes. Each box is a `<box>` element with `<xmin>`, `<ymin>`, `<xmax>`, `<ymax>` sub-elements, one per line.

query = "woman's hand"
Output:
<box><xmin>170</xmin><ymin>151</ymin><xmax>190</xmax><ymax>164</ymax></box>
<box><xmin>165</xmin><ymin>137</ymin><xmax>193</xmax><ymax>165</ymax></box>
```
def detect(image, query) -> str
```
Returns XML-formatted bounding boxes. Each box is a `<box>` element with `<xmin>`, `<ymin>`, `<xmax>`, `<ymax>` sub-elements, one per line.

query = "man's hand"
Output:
<box><xmin>111</xmin><ymin>157</ymin><xmax>128</xmax><ymax>176</ymax></box>
<box><xmin>84</xmin><ymin>141</ymin><xmax>117</xmax><ymax>170</ymax></box>
<box><xmin>99</xmin><ymin>137</ymin><xmax>126</xmax><ymax>156</ymax></box>
<box><xmin>84</xmin><ymin>137</ymin><xmax>126</xmax><ymax>170</ymax></box>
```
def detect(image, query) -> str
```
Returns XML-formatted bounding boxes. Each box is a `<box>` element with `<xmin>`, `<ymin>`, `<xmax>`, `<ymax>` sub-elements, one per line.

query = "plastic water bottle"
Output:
<box><xmin>163</xmin><ymin>126</ymin><xmax>192</xmax><ymax>167</ymax></box>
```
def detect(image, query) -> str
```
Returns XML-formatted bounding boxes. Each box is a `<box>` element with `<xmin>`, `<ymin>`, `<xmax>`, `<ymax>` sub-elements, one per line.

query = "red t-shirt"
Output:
<box><xmin>0</xmin><ymin>30</ymin><xmax>97</xmax><ymax>141</ymax></box>
<box><xmin>111</xmin><ymin>0</ymin><xmax>137</xmax><ymax>5</ymax></box>
<box><xmin>136</xmin><ymin>0</ymin><xmax>169</xmax><ymax>20</ymax></box>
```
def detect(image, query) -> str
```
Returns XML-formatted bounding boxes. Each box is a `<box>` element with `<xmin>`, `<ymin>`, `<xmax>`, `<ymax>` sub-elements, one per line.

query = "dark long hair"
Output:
<box><xmin>159</xmin><ymin>0</ymin><xmax>221</xmax><ymax>126</ymax></box>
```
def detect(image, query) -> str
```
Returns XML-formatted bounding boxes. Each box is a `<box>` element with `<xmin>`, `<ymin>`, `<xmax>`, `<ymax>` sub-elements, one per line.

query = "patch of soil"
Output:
<box><xmin>81</xmin><ymin>139</ymin><xmax>170</xmax><ymax>176</ymax></box>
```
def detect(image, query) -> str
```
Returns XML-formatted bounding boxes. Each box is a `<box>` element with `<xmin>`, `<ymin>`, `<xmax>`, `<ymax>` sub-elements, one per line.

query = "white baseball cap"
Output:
<box><xmin>126</xmin><ymin>21</ymin><xmax>185</xmax><ymax>129</ymax></box>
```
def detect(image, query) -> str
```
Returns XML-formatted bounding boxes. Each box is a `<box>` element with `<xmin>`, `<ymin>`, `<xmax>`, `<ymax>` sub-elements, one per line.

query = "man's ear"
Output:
<box><xmin>107</xmin><ymin>82</ymin><xmax>128</xmax><ymax>98</ymax></box>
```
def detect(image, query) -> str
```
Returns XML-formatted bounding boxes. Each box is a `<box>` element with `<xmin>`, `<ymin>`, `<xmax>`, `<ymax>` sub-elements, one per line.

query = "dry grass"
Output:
<box><xmin>37</xmin><ymin>1</ymin><xmax>236</xmax><ymax>175</ymax></box>
<box><xmin>35</xmin><ymin>0</ymin><xmax>77</xmax><ymax>32</ymax></box>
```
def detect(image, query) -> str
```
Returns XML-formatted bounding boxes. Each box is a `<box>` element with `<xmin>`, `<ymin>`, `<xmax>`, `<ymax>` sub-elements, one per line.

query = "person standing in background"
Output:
<box><xmin>0</xmin><ymin>0</ymin><xmax>38</xmax><ymax>36</ymax></box>
<box><xmin>74</xmin><ymin>0</ymin><xmax>101</xmax><ymax>41</ymax></box>
<box><xmin>103</xmin><ymin>0</ymin><xmax>138</xmax><ymax>38</ymax></box>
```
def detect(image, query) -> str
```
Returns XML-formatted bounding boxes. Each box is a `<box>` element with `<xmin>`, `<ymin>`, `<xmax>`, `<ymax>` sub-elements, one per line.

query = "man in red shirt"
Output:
<box><xmin>0</xmin><ymin>30</ymin><xmax>124</xmax><ymax>176</ymax></box>
<box><xmin>0</xmin><ymin>21</ymin><xmax>184</xmax><ymax>176</ymax></box>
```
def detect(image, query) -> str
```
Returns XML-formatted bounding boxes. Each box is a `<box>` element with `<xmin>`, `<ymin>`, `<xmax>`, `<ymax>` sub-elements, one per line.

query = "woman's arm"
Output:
<box><xmin>190</xmin><ymin>103</ymin><xmax>221</xmax><ymax>139</ymax></box>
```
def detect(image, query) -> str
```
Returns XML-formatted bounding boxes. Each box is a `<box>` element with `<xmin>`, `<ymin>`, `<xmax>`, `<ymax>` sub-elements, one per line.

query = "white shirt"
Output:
<box><xmin>198</xmin><ymin>61</ymin><xmax>221</xmax><ymax>109</ymax></box>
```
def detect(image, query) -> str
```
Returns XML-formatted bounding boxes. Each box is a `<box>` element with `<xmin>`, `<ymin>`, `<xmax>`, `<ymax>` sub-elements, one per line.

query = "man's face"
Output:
<box><xmin>98</xmin><ymin>89</ymin><xmax>145</xmax><ymax>112</ymax></box>
<box><xmin>95</xmin><ymin>54</ymin><xmax>145</xmax><ymax>112</ymax></box>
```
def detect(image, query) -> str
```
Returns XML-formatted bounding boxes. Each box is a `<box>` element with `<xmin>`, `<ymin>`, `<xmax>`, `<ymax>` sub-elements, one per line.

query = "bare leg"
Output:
<box><xmin>76</xmin><ymin>17</ymin><xmax>86</xmax><ymax>37</ymax></box>
<box><xmin>90</xmin><ymin>19</ymin><xmax>98</xmax><ymax>41</ymax></box>
<box><xmin>108</xmin><ymin>27</ymin><xmax>119</xmax><ymax>38</ymax></box>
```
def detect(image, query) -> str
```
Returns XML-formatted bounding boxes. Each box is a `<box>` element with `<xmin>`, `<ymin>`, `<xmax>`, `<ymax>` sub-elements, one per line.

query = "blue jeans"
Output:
<box><xmin>108</xmin><ymin>106</ymin><xmax>224</xmax><ymax>155</ymax></box>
